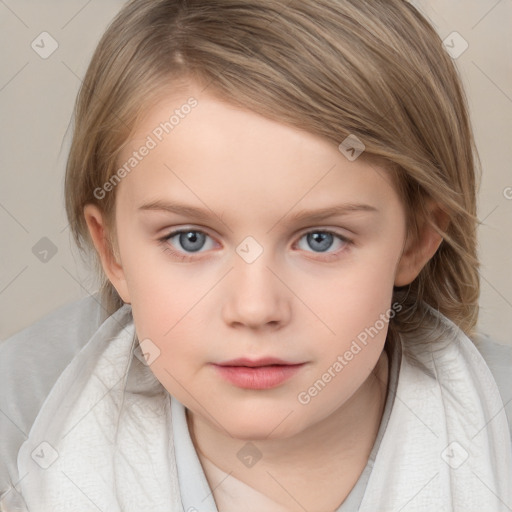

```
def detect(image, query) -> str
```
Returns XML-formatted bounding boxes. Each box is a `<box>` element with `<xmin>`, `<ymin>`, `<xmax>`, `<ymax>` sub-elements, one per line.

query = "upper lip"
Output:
<box><xmin>215</xmin><ymin>357</ymin><xmax>303</xmax><ymax>367</ymax></box>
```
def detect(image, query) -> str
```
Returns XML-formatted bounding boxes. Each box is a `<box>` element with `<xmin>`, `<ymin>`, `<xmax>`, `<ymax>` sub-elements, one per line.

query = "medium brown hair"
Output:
<box><xmin>65</xmin><ymin>0</ymin><xmax>480</xmax><ymax>337</ymax></box>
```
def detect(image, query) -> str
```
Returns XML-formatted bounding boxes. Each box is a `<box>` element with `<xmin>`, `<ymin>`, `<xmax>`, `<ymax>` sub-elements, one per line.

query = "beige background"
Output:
<box><xmin>0</xmin><ymin>1</ymin><xmax>511</xmax><ymax>344</ymax></box>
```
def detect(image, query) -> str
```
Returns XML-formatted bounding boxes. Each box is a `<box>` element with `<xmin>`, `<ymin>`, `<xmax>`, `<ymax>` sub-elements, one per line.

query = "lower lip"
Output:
<box><xmin>212</xmin><ymin>364</ymin><xmax>305</xmax><ymax>389</ymax></box>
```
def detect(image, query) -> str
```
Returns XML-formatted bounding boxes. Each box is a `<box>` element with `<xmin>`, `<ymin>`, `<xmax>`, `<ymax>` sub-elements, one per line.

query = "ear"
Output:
<box><xmin>394</xmin><ymin>202</ymin><xmax>450</xmax><ymax>287</ymax></box>
<box><xmin>83</xmin><ymin>203</ymin><xmax>131</xmax><ymax>303</ymax></box>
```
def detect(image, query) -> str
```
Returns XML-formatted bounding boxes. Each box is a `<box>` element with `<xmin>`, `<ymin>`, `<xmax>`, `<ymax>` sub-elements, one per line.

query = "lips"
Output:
<box><xmin>216</xmin><ymin>357</ymin><xmax>300</xmax><ymax>367</ymax></box>
<box><xmin>212</xmin><ymin>357</ymin><xmax>306</xmax><ymax>389</ymax></box>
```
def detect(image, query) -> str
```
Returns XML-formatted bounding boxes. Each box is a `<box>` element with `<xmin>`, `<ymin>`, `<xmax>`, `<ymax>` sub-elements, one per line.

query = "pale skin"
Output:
<box><xmin>84</xmin><ymin>80</ymin><xmax>447</xmax><ymax>511</ymax></box>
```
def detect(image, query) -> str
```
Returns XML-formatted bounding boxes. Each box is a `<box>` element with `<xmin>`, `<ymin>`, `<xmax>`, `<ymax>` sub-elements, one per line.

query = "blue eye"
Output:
<box><xmin>299</xmin><ymin>232</ymin><xmax>339</xmax><ymax>253</ymax></box>
<box><xmin>159</xmin><ymin>228</ymin><xmax>351</xmax><ymax>262</ymax></box>
<box><xmin>171</xmin><ymin>231</ymin><xmax>208</xmax><ymax>252</ymax></box>
<box><xmin>161</xmin><ymin>230</ymin><xmax>213</xmax><ymax>260</ymax></box>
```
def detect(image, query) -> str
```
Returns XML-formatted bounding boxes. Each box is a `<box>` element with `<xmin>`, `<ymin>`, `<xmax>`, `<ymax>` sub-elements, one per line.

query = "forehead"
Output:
<box><xmin>116</xmin><ymin>83</ymin><xmax>399</xmax><ymax>220</ymax></box>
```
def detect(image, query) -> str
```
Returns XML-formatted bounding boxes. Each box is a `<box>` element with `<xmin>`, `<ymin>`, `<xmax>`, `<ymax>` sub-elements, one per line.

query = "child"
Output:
<box><xmin>1</xmin><ymin>0</ymin><xmax>511</xmax><ymax>510</ymax></box>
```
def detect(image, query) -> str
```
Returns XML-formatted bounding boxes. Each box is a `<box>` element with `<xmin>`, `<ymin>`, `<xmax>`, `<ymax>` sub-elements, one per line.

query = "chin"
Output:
<box><xmin>225</xmin><ymin>414</ymin><xmax>306</xmax><ymax>441</ymax></box>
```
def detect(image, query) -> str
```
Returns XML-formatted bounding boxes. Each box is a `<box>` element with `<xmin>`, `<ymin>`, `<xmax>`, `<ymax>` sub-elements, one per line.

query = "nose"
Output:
<box><xmin>221</xmin><ymin>250</ymin><xmax>291</xmax><ymax>331</ymax></box>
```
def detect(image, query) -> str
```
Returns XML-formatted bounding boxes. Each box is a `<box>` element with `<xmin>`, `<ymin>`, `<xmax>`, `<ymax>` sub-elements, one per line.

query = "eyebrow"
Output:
<box><xmin>137</xmin><ymin>200</ymin><xmax>378</xmax><ymax>223</ymax></box>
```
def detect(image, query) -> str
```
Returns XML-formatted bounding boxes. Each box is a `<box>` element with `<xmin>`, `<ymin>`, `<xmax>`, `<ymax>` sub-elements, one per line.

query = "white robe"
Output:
<box><xmin>1</xmin><ymin>297</ymin><xmax>511</xmax><ymax>511</ymax></box>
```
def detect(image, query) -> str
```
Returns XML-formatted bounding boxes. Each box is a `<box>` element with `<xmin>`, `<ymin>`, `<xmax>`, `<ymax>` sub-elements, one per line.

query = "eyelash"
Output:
<box><xmin>158</xmin><ymin>227</ymin><xmax>353</xmax><ymax>263</ymax></box>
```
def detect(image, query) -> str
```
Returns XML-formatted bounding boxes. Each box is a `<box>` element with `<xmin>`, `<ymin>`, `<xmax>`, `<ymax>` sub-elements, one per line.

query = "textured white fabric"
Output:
<box><xmin>359</xmin><ymin>307</ymin><xmax>512</xmax><ymax>511</ymax></box>
<box><xmin>3</xmin><ymin>302</ymin><xmax>511</xmax><ymax>511</ymax></box>
<box><xmin>16</xmin><ymin>305</ymin><xmax>183</xmax><ymax>512</ymax></box>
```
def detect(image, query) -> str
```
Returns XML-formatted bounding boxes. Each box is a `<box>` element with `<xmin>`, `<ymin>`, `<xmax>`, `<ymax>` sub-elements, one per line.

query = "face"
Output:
<box><xmin>95</xmin><ymin>81</ymin><xmax>410</xmax><ymax>441</ymax></box>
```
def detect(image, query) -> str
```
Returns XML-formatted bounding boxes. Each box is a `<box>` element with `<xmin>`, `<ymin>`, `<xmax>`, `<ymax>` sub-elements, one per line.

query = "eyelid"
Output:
<box><xmin>159</xmin><ymin>226</ymin><xmax>218</xmax><ymax>245</ymax></box>
<box><xmin>295</xmin><ymin>225</ymin><xmax>352</xmax><ymax>240</ymax></box>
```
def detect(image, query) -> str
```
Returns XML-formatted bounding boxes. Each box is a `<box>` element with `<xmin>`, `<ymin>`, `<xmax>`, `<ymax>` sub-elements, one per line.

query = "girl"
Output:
<box><xmin>1</xmin><ymin>0</ymin><xmax>511</xmax><ymax>510</ymax></box>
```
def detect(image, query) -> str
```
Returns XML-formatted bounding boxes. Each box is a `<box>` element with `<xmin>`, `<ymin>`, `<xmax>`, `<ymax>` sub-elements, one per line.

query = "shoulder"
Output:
<box><xmin>472</xmin><ymin>332</ymin><xmax>512</xmax><ymax>439</ymax></box>
<box><xmin>0</xmin><ymin>293</ymin><xmax>106</xmax><ymax>494</ymax></box>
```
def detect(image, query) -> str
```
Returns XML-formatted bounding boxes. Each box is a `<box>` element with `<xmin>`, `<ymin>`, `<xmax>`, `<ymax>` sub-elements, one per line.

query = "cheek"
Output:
<box><xmin>129</xmin><ymin>291</ymin><xmax>207</xmax><ymax>404</ymax></box>
<box><xmin>115</xmin><ymin>224</ymin><xmax>191</xmax><ymax>333</ymax></box>
<box><xmin>122</xmin><ymin>249</ymin><xmax>216</xmax><ymax>378</ymax></box>
<box><xmin>299</xmin><ymin>243</ymin><xmax>401</xmax><ymax>344</ymax></box>
<box><xmin>296</xmin><ymin>244</ymin><xmax>400</xmax><ymax>391</ymax></box>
